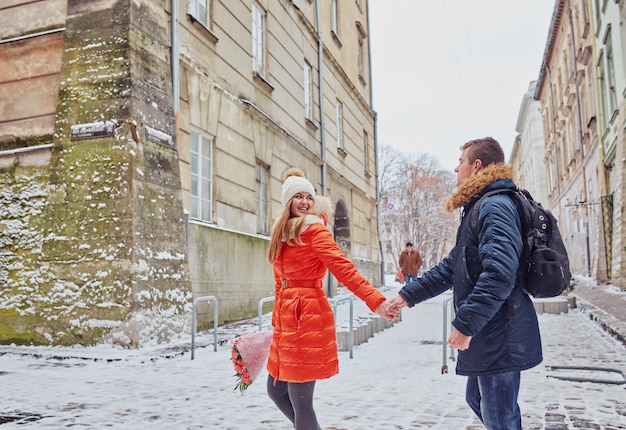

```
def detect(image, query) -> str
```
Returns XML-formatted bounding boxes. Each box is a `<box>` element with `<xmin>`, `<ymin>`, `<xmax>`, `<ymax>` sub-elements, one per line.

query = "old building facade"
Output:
<box><xmin>511</xmin><ymin>80</ymin><xmax>549</xmax><ymax>206</ymax></box>
<box><xmin>597</xmin><ymin>0</ymin><xmax>626</xmax><ymax>288</ymax></box>
<box><xmin>0</xmin><ymin>0</ymin><xmax>381</xmax><ymax>346</ymax></box>
<box><xmin>514</xmin><ymin>0</ymin><xmax>626</xmax><ymax>289</ymax></box>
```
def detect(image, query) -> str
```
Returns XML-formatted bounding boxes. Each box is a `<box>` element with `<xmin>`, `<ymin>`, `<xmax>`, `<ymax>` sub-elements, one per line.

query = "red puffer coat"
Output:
<box><xmin>267</xmin><ymin>202</ymin><xmax>385</xmax><ymax>383</ymax></box>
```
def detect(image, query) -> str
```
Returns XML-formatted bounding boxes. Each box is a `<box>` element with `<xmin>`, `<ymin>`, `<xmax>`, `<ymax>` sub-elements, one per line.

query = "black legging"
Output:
<box><xmin>267</xmin><ymin>375</ymin><xmax>319</xmax><ymax>430</ymax></box>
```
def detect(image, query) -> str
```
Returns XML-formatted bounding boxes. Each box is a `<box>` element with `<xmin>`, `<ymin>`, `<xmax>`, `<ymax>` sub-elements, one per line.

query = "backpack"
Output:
<box><xmin>469</xmin><ymin>188</ymin><xmax>571</xmax><ymax>298</ymax></box>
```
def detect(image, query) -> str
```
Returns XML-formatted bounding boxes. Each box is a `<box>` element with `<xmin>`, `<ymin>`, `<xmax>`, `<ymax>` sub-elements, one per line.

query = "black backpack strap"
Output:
<box><xmin>470</xmin><ymin>189</ymin><xmax>512</xmax><ymax>234</ymax></box>
<box><xmin>469</xmin><ymin>188</ymin><xmax>530</xmax><ymax>247</ymax></box>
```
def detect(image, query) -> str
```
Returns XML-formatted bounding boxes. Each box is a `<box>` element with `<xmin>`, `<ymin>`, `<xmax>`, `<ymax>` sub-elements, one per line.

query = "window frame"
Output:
<box><xmin>255</xmin><ymin>163</ymin><xmax>270</xmax><ymax>235</ymax></box>
<box><xmin>188</xmin><ymin>0</ymin><xmax>211</xmax><ymax>29</ymax></box>
<box><xmin>604</xmin><ymin>28</ymin><xmax>617</xmax><ymax>115</ymax></box>
<box><xmin>190</xmin><ymin>130</ymin><xmax>214</xmax><ymax>223</ymax></box>
<box><xmin>336</xmin><ymin>101</ymin><xmax>344</xmax><ymax>151</ymax></box>
<box><xmin>252</xmin><ymin>1</ymin><xmax>266</xmax><ymax>77</ymax></box>
<box><xmin>363</xmin><ymin>130</ymin><xmax>370</xmax><ymax>174</ymax></box>
<box><xmin>331</xmin><ymin>0</ymin><xmax>339</xmax><ymax>36</ymax></box>
<box><xmin>304</xmin><ymin>62</ymin><xmax>313</xmax><ymax>120</ymax></box>
<box><xmin>597</xmin><ymin>51</ymin><xmax>607</xmax><ymax>130</ymax></box>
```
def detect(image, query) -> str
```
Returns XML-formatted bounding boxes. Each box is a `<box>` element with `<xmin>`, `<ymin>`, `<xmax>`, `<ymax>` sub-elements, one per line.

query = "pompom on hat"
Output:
<box><xmin>281</xmin><ymin>167</ymin><xmax>316</xmax><ymax>206</ymax></box>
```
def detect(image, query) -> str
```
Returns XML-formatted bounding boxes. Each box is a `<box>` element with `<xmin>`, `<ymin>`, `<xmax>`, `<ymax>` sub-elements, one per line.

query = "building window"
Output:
<box><xmin>365</xmin><ymin>218</ymin><xmax>371</xmax><ymax>260</ymax></box>
<box><xmin>358</xmin><ymin>37</ymin><xmax>364</xmax><ymax>78</ymax></box>
<box><xmin>605</xmin><ymin>29</ymin><xmax>617</xmax><ymax>115</ymax></box>
<box><xmin>597</xmin><ymin>52</ymin><xmax>607</xmax><ymax>130</ymax></box>
<box><xmin>363</xmin><ymin>130</ymin><xmax>369</xmax><ymax>173</ymax></box>
<box><xmin>256</xmin><ymin>164</ymin><xmax>269</xmax><ymax>235</ymax></box>
<box><xmin>190</xmin><ymin>131</ymin><xmax>213</xmax><ymax>222</ymax></box>
<box><xmin>189</xmin><ymin>0</ymin><xmax>210</xmax><ymax>28</ymax></box>
<box><xmin>331</xmin><ymin>0</ymin><xmax>339</xmax><ymax>36</ymax></box>
<box><xmin>336</xmin><ymin>101</ymin><xmax>343</xmax><ymax>150</ymax></box>
<box><xmin>252</xmin><ymin>2</ymin><xmax>266</xmax><ymax>77</ymax></box>
<box><xmin>304</xmin><ymin>62</ymin><xmax>313</xmax><ymax>120</ymax></box>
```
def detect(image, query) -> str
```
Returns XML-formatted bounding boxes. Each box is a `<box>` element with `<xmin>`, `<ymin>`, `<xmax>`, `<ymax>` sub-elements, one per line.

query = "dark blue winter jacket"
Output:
<box><xmin>399</xmin><ymin>173</ymin><xmax>543</xmax><ymax>376</ymax></box>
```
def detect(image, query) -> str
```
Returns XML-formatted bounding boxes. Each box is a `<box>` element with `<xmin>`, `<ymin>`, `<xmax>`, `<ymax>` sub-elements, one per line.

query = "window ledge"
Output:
<box><xmin>364</xmin><ymin>170</ymin><xmax>372</xmax><ymax>178</ymax></box>
<box><xmin>331</xmin><ymin>31</ymin><xmax>342</xmax><ymax>48</ymax></box>
<box><xmin>253</xmin><ymin>71</ymin><xmax>274</xmax><ymax>93</ymax></box>
<box><xmin>188</xmin><ymin>14</ymin><xmax>219</xmax><ymax>44</ymax></box>
<box><xmin>337</xmin><ymin>147</ymin><xmax>347</xmax><ymax>157</ymax></box>
<box><xmin>305</xmin><ymin>117</ymin><xmax>319</xmax><ymax>130</ymax></box>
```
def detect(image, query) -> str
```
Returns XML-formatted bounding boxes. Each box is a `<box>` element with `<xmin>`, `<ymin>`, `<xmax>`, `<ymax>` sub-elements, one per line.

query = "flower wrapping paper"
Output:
<box><xmin>232</xmin><ymin>330</ymin><xmax>273</xmax><ymax>384</ymax></box>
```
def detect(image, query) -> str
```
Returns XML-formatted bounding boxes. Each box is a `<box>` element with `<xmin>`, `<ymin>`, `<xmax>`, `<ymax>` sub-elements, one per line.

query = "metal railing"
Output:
<box><xmin>329</xmin><ymin>295</ymin><xmax>354</xmax><ymax>358</ymax></box>
<box><xmin>191</xmin><ymin>295</ymin><xmax>218</xmax><ymax>360</ymax></box>
<box><xmin>258</xmin><ymin>296</ymin><xmax>275</xmax><ymax>331</ymax></box>
<box><xmin>442</xmin><ymin>296</ymin><xmax>456</xmax><ymax>374</ymax></box>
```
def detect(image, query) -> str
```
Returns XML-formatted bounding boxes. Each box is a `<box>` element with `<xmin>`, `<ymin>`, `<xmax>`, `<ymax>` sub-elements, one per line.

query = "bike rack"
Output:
<box><xmin>329</xmin><ymin>295</ymin><xmax>354</xmax><ymax>359</ymax></box>
<box><xmin>258</xmin><ymin>296</ymin><xmax>275</xmax><ymax>331</ymax></box>
<box><xmin>442</xmin><ymin>296</ymin><xmax>456</xmax><ymax>373</ymax></box>
<box><xmin>191</xmin><ymin>295</ymin><xmax>218</xmax><ymax>360</ymax></box>
<box><xmin>546</xmin><ymin>365</ymin><xmax>626</xmax><ymax>385</ymax></box>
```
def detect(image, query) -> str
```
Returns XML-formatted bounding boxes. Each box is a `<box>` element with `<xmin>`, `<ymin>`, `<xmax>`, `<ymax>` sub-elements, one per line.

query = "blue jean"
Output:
<box><xmin>404</xmin><ymin>274</ymin><xmax>417</xmax><ymax>286</ymax></box>
<box><xmin>466</xmin><ymin>371</ymin><xmax>522</xmax><ymax>430</ymax></box>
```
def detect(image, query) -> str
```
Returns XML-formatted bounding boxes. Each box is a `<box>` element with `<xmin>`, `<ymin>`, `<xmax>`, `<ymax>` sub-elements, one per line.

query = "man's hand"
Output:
<box><xmin>448</xmin><ymin>327</ymin><xmax>472</xmax><ymax>351</ymax></box>
<box><xmin>375</xmin><ymin>300</ymin><xmax>399</xmax><ymax>321</ymax></box>
<box><xmin>388</xmin><ymin>295</ymin><xmax>408</xmax><ymax>313</ymax></box>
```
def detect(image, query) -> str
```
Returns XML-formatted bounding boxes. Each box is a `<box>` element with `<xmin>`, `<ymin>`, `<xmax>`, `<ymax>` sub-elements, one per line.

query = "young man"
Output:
<box><xmin>398</xmin><ymin>242</ymin><xmax>423</xmax><ymax>285</ymax></box>
<box><xmin>389</xmin><ymin>137</ymin><xmax>542</xmax><ymax>430</ymax></box>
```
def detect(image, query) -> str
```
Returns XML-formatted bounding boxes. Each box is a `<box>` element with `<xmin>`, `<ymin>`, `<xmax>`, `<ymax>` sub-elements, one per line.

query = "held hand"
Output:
<box><xmin>388</xmin><ymin>295</ymin><xmax>408</xmax><ymax>313</ymax></box>
<box><xmin>375</xmin><ymin>300</ymin><xmax>399</xmax><ymax>322</ymax></box>
<box><xmin>448</xmin><ymin>327</ymin><xmax>472</xmax><ymax>351</ymax></box>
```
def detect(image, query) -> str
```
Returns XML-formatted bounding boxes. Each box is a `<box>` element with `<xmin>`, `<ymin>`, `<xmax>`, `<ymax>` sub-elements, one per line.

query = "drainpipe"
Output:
<box><xmin>171</xmin><ymin>0</ymin><xmax>180</xmax><ymax>138</ymax></box>
<box><xmin>314</xmin><ymin>0</ymin><xmax>327</xmax><ymax>196</ymax></box>
<box><xmin>315</xmin><ymin>0</ymin><xmax>332</xmax><ymax>298</ymax></box>
<box><xmin>366</xmin><ymin>2</ymin><xmax>385</xmax><ymax>286</ymax></box>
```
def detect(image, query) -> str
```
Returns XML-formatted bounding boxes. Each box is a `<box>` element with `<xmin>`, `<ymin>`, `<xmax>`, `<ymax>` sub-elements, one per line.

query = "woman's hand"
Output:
<box><xmin>375</xmin><ymin>300</ymin><xmax>399</xmax><ymax>322</ymax></box>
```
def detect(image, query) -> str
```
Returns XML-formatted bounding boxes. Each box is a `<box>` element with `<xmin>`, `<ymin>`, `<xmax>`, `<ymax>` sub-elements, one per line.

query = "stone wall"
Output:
<box><xmin>0</xmin><ymin>0</ymin><xmax>191</xmax><ymax>347</ymax></box>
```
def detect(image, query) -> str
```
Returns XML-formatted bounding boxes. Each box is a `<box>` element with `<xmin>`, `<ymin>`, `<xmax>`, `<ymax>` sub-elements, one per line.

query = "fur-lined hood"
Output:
<box><xmin>444</xmin><ymin>163</ymin><xmax>515</xmax><ymax>212</ymax></box>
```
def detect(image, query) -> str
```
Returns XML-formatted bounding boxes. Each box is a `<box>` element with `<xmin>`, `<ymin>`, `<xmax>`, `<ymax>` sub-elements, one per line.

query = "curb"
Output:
<box><xmin>573</xmin><ymin>295</ymin><xmax>626</xmax><ymax>349</ymax></box>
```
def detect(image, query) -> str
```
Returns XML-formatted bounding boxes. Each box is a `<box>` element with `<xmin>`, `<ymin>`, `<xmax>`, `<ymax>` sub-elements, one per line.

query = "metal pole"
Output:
<box><xmin>191</xmin><ymin>295</ymin><xmax>218</xmax><ymax>360</ymax></box>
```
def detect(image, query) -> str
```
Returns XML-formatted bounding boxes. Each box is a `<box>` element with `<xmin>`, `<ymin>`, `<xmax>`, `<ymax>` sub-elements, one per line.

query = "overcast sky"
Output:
<box><xmin>369</xmin><ymin>0</ymin><xmax>556</xmax><ymax>171</ymax></box>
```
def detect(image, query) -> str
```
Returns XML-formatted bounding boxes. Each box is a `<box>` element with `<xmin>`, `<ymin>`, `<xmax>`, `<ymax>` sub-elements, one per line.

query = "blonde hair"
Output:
<box><xmin>268</xmin><ymin>167</ymin><xmax>320</xmax><ymax>263</ymax></box>
<box><xmin>267</xmin><ymin>200</ymin><xmax>308</xmax><ymax>263</ymax></box>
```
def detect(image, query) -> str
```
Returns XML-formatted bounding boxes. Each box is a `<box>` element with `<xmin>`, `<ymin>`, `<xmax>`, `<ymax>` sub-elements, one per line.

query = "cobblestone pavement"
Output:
<box><xmin>519</xmin><ymin>307</ymin><xmax>626</xmax><ymax>430</ymax></box>
<box><xmin>512</xmin><ymin>275</ymin><xmax>626</xmax><ymax>430</ymax></box>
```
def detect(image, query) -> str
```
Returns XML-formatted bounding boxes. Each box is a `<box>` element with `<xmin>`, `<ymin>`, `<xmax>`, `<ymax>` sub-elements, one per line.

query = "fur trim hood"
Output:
<box><xmin>444</xmin><ymin>163</ymin><xmax>515</xmax><ymax>212</ymax></box>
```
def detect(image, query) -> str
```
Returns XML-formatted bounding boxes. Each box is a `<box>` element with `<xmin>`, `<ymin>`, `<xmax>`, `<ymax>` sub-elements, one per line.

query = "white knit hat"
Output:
<box><xmin>281</xmin><ymin>168</ymin><xmax>316</xmax><ymax>206</ymax></box>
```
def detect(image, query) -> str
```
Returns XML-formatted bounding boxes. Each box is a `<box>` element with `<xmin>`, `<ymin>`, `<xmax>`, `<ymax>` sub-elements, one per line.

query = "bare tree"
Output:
<box><xmin>378</xmin><ymin>146</ymin><xmax>458</xmax><ymax>274</ymax></box>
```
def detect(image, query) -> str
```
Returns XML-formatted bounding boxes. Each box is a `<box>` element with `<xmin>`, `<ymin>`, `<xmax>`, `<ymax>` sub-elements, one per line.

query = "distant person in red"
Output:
<box><xmin>398</xmin><ymin>242</ymin><xmax>422</xmax><ymax>285</ymax></box>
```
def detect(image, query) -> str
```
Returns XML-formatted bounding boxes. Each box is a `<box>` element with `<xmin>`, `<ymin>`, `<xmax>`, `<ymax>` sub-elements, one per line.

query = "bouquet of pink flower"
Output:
<box><xmin>230</xmin><ymin>330</ymin><xmax>273</xmax><ymax>393</ymax></box>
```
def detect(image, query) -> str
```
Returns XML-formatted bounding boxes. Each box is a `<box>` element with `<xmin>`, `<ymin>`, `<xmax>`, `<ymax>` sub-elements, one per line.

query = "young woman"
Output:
<box><xmin>266</xmin><ymin>167</ymin><xmax>396</xmax><ymax>430</ymax></box>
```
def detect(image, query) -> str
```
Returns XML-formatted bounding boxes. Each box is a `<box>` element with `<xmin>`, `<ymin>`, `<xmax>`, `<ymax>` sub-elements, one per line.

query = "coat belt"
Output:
<box><xmin>282</xmin><ymin>280</ymin><xmax>322</xmax><ymax>289</ymax></box>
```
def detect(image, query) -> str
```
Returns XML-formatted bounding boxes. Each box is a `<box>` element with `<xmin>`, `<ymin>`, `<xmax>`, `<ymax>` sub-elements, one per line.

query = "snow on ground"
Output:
<box><xmin>1</xmin><ymin>278</ymin><xmax>625</xmax><ymax>429</ymax></box>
